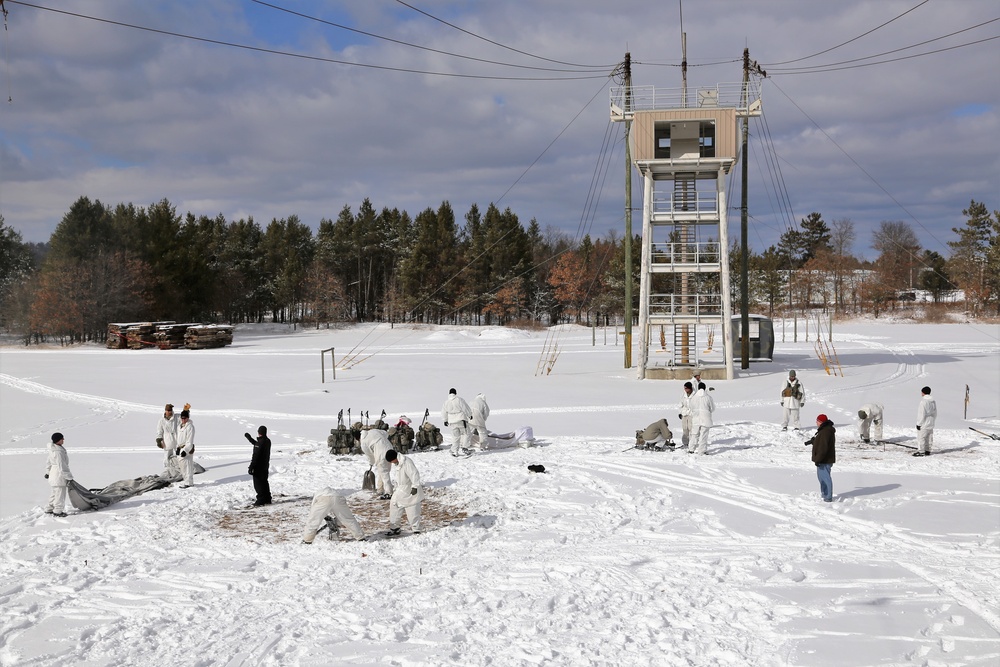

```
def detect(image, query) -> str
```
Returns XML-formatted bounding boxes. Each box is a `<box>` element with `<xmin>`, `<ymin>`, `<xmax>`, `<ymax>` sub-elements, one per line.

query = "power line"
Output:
<box><xmin>766</xmin><ymin>17</ymin><xmax>1000</xmax><ymax>73</ymax></box>
<box><xmin>6</xmin><ymin>1</ymin><xmax>609</xmax><ymax>81</ymax></box>
<box><xmin>392</xmin><ymin>0</ymin><xmax>615</xmax><ymax>69</ymax></box>
<box><xmin>763</xmin><ymin>0</ymin><xmax>931</xmax><ymax>66</ymax></box>
<box><xmin>250</xmin><ymin>0</ymin><xmax>611</xmax><ymax>74</ymax></box>
<box><xmin>767</xmin><ymin>34</ymin><xmax>1000</xmax><ymax>75</ymax></box>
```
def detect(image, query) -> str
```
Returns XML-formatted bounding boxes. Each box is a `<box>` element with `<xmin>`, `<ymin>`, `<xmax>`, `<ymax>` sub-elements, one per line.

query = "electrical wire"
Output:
<box><xmin>6</xmin><ymin>1</ymin><xmax>609</xmax><ymax>81</ymax></box>
<box><xmin>766</xmin><ymin>17</ymin><xmax>1000</xmax><ymax>73</ymax></box>
<box><xmin>392</xmin><ymin>0</ymin><xmax>616</xmax><ymax>69</ymax></box>
<box><xmin>251</xmin><ymin>0</ymin><xmax>611</xmax><ymax>73</ymax></box>
<box><xmin>767</xmin><ymin>34</ymin><xmax>1000</xmax><ymax>75</ymax></box>
<box><xmin>763</xmin><ymin>0</ymin><xmax>931</xmax><ymax>66</ymax></box>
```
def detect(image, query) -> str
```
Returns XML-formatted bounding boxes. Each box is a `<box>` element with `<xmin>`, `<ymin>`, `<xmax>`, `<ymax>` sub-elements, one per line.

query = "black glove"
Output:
<box><xmin>248</xmin><ymin>466</ymin><xmax>254</xmax><ymax>475</ymax></box>
<box><xmin>44</xmin><ymin>473</ymin><xmax>49</xmax><ymax>479</ymax></box>
<box><xmin>804</xmin><ymin>437</ymin><xmax>814</xmax><ymax>446</ymax></box>
<box><xmin>916</xmin><ymin>425</ymin><xmax>921</xmax><ymax>431</ymax></box>
<box><xmin>180</xmin><ymin>450</ymin><xmax>187</xmax><ymax>457</ymax></box>
<box><xmin>244</xmin><ymin>432</ymin><xmax>253</xmax><ymax>442</ymax></box>
<box><xmin>678</xmin><ymin>414</ymin><xmax>683</xmax><ymax>420</ymax></box>
<box><xmin>175</xmin><ymin>448</ymin><xmax>181</xmax><ymax>457</ymax></box>
<box><xmin>156</xmin><ymin>437</ymin><xmax>164</xmax><ymax>449</ymax></box>
<box><xmin>411</xmin><ymin>488</ymin><xmax>418</xmax><ymax>495</ymax></box>
<box><xmin>444</xmin><ymin>421</ymin><xmax>448</xmax><ymax>427</ymax></box>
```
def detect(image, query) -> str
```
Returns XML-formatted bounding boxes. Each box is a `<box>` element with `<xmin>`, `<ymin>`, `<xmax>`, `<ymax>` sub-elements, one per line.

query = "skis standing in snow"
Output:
<box><xmin>780</xmin><ymin>370</ymin><xmax>805</xmax><ymax>431</ymax></box>
<box><xmin>470</xmin><ymin>393</ymin><xmax>490</xmax><ymax>451</ymax></box>
<box><xmin>915</xmin><ymin>386</ymin><xmax>937</xmax><ymax>457</ymax></box>
<box><xmin>385</xmin><ymin>449</ymin><xmax>424</xmax><ymax>535</ymax></box>
<box><xmin>156</xmin><ymin>403</ymin><xmax>179</xmax><ymax>471</ymax></box>
<box><xmin>441</xmin><ymin>388</ymin><xmax>474</xmax><ymax>457</ymax></box>
<box><xmin>689</xmin><ymin>383</ymin><xmax>715</xmax><ymax>455</ymax></box>
<box><xmin>44</xmin><ymin>432</ymin><xmax>74</xmax><ymax>517</ymax></box>
<box><xmin>857</xmin><ymin>403</ymin><xmax>884</xmax><ymax>444</ymax></box>
<box><xmin>678</xmin><ymin>382</ymin><xmax>694</xmax><ymax>448</ymax></box>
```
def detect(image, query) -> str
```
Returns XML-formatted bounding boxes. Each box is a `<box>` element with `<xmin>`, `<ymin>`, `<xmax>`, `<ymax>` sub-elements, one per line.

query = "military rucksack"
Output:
<box><xmin>389</xmin><ymin>423</ymin><xmax>415</xmax><ymax>453</ymax></box>
<box><xmin>415</xmin><ymin>422</ymin><xmax>444</xmax><ymax>451</ymax></box>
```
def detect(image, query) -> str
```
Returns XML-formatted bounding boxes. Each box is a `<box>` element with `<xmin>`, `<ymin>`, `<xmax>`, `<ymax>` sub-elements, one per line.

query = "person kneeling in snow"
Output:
<box><xmin>302</xmin><ymin>488</ymin><xmax>366</xmax><ymax>543</ymax></box>
<box><xmin>640</xmin><ymin>418</ymin><xmax>673</xmax><ymax>449</ymax></box>
<box><xmin>385</xmin><ymin>449</ymin><xmax>424</xmax><ymax>536</ymax></box>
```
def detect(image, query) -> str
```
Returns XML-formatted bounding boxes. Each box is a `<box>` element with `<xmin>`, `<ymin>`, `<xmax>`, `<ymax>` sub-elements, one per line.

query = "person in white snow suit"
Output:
<box><xmin>176</xmin><ymin>408</ymin><xmax>196</xmax><ymax>487</ymax></box>
<box><xmin>44</xmin><ymin>432</ymin><xmax>74</xmax><ymax>516</ymax></box>
<box><xmin>678</xmin><ymin>382</ymin><xmax>694</xmax><ymax>448</ymax></box>
<box><xmin>689</xmin><ymin>382</ymin><xmax>715</xmax><ymax>454</ymax></box>
<box><xmin>641</xmin><ymin>419</ymin><xmax>673</xmax><ymax>449</ymax></box>
<box><xmin>780</xmin><ymin>370</ymin><xmax>806</xmax><ymax>431</ymax></box>
<box><xmin>857</xmin><ymin>403</ymin><xmax>884</xmax><ymax>444</ymax></box>
<box><xmin>156</xmin><ymin>403</ymin><xmax>179</xmax><ymax>470</ymax></box>
<box><xmin>358</xmin><ymin>426</ymin><xmax>394</xmax><ymax>499</ymax></box>
<box><xmin>441</xmin><ymin>388</ymin><xmax>473</xmax><ymax>457</ymax></box>
<box><xmin>385</xmin><ymin>449</ymin><xmax>424</xmax><ymax>535</ymax></box>
<box><xmin>302</xmin><ymin>488</ymin><xmax>366</xmax><ymax>543</ymax></box>
<box><xmin>470</xmin><ymin>393</ymin><xmax>490</xmax><ymax>451</ymax></box>
<box><xmin>914</xmin><ymin>386</ymin><xmax>937</xmax><ymax>457</ymax></box>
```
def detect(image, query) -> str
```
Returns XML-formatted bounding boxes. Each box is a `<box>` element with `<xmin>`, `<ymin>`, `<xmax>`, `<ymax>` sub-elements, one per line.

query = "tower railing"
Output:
<box><xmin>610</xmin><ymin>82</ymin><xmax>761</xmax><ymax>118</ymax></box>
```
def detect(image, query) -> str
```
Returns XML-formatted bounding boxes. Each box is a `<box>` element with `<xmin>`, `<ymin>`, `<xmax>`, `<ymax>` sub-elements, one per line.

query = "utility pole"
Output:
<box><xmin>740</xmin><ymin>48</ymin><xmax>765</xmax><ymax>370</ymax></box>
<box><xmin>623</xmin><ymin>52</ymin><xmax>633</xmax><ymax>369</ymax></box>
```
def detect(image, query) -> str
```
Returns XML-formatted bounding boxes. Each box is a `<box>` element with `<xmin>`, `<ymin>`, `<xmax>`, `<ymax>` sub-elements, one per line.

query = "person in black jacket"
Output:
<box><xmin>245</xmin><ymin>425</ymin><xmax>272</xmax><ymax>506</ymax></box>
<box><xmin>805</xmin><ymin>414</ymin><xmax>836</xmax><ymax>502</ymax></box>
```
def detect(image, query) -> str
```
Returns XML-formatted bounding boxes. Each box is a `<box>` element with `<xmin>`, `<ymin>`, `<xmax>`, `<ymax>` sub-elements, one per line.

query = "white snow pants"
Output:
<box><xmin>374</xmin><ymin>460</ymin><xmax>394</xmax><ymax>495</ymax></box>
<box><xmin>859</xmin><ymin>416</ymin><xmax>883</xmax><ymax>442</ymax></box>
<box><xmin>389</xmin><ymin>497</ymin><xmax>422</xmax><ymax>532</ymax></box>
<box><xmin>303</xmin><ymin>489</ymin><xmax>365</xmax><ymax>540</ymax></box>
<box><xmin>46</xmin><ymin>484</ymin><xmax>68</xmax><ymax>513</ymax></box>
<box><xmin>681</xmin><ymin>415</ymin><xmax>692</xmax><ymax>447</ymax></box>
<box><xmin>470</xmin><ymin>423</ymin><xmax>488</xmax><ymax>450</ymax></box>
<box><xmin>917</xmin><ymin>427</ymin><xmax>934</xmax><ymax>454</ymax></box>
<box><xmin>782</xmin><ymin>406</ymin><xmax>800</xmax><ymax>430</ymax></box>
<box><xmin>179</xmin><ymin>454</ymin><xmax>195</xmax><ymax>486</ymax></box>
<box><xmin>449</xmin><ymin>422</ymin><xmax>470</xmax><ymax>455</ymax></box>
<box><xmin>692</xmin><ymin>425</ymin><xmax>711</xmax><ymax>454</ymax></box>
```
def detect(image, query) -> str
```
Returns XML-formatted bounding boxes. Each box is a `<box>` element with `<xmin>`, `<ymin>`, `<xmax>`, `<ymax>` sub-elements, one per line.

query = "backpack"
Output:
<box><xmin>327</xmin><ymin>426</ymin><xmax>356</xmax><ymax>455</ymax></box>
<box><xmin>415</xmin><ymin>422</ymin><xmax>444</xmax><ymax>451</ymax></box>
<box><xmin>389</xmin><ymin>423</ymin><xmax>415</xmax><ymax>454</ymax></box>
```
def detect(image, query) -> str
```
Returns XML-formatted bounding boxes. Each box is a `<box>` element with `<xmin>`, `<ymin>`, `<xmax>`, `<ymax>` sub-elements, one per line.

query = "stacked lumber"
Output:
<box><xmin>126</xmin><ymin>323</ymin><xmax>159</xmax><ymax>349</ymax></box>
<box><xmin>106</xmin><ymin>323</ymin><xmax>135</xmax><ymax>349</ymax></box>
<box><xmin>153</xmin><ymin>323</ymin><xmax>196</xmax><ymax>349</ymax></box>
<box><xmin>184</xmin><ymin>325</ymin><xmax>234</xmax><ymax>349</ymax></box>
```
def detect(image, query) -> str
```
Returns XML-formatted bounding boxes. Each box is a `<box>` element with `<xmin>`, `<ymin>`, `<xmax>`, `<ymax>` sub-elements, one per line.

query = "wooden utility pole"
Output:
<box><xmin>740</xmin><ymin>49</ymin><xmax>766</xmax><ymax>370</ymax></box>
<box><xmin>624</xmin><ymin>52</ymin><xmax>633</xmax><ymax>369</ymax></box>
<box><xmin>740</xmin><ymin>49</ymin><xmax>751</xmax><ymax>370</ymax></box>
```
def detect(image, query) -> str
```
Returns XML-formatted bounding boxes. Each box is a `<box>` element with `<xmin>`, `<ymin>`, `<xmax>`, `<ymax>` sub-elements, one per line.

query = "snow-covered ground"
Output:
<box><xmin>1</xmin><ymin>320</ymin><xmax>998</xmax><ymax>666</ymax></box>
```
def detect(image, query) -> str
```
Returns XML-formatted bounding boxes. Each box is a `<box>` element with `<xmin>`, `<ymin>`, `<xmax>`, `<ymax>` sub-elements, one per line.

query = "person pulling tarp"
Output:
<box><xmin>67</xmin><ymin>460</ymin><xmax>207</xmax><ymax>511</ymax></box>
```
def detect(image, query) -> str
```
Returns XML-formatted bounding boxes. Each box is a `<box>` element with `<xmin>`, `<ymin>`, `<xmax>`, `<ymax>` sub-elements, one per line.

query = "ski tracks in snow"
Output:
<box><xmin>563</xmin><ymin>456</ymin><xmax>1000</xmax><ymax>662</ymax></box>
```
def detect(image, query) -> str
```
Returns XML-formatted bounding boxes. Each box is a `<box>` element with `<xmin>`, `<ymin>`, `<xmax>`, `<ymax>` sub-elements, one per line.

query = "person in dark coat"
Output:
<box><xmin>245</xmin><ymin>425</ymin><xmax>272</xmax><ymax>506</ymax></box>
<box><xmin>806</xmin><ymin>413</ymin><xmax>836</xmax><ymax>502</ymax></box>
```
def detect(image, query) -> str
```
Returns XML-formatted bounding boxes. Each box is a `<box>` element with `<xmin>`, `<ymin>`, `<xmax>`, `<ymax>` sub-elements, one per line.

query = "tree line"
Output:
<box><xmin>0</xmin><ymin>197</ymin><xmax>997</xmax><ymax>344</ymax></box>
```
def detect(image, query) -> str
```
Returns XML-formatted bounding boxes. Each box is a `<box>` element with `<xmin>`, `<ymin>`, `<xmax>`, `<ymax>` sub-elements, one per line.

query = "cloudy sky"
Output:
<box><xmin>0</xmin><ymin>0</ymin><xmax>997</xmax><ymax>258</ymax></box>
